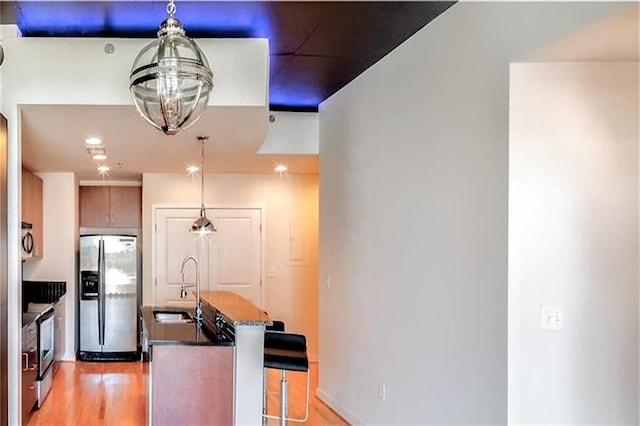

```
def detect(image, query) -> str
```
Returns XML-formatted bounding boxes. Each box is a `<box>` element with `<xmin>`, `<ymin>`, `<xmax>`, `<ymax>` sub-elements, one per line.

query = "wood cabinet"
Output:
<box><xmin>22</xmin><ymin>167</ymin><xmax>43</xmax><ymax>260</ymax></box>
<box><xmin>150</xmin><ymin>345</ymin><xmax>234</xmax><ymax>425</ymax></box>
<box><xmin>79</xmin><ymin>186</ymin><xmax>141</xmax><ymax>228</ymax></box>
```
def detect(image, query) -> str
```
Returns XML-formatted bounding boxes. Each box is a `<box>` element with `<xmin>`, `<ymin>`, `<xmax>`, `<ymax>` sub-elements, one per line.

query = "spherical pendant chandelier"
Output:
<box><xmin>129</xmin><ymin>0</ymin><xmax>213</xmax><ymax>136</ymax></box>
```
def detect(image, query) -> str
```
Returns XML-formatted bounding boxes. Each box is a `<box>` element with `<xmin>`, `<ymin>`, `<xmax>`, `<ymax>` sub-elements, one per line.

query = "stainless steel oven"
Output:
<box><xmin>27</xmin><ymin>304</ymin><xmax>54</xmax><ymax>407</ymax></box>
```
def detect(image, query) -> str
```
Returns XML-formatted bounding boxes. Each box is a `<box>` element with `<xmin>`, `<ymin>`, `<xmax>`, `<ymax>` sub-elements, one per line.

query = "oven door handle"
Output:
<box><xmin>39</xmin><ymin>308</ymin><xmax>54</xmax><ymax>322</ymax></box>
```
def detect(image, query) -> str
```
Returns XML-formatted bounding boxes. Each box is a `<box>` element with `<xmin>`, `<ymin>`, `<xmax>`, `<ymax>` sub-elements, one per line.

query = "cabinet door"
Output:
<box><xmin>79</xmin><ymin>186</ymin><xmax>110</xmax><ymax>228</ymax></box>
<box><xmin>151</xmin><ymin>345</ymin><xmax>233</xmax><ymax>425</ymax></box>
<box><xmin>109</xmin><ymin>187</ymin><xmax>141</xmax><ymax>228</ymax></box>
<box><xmin>21</xmin><ymin>167</ymin><xmax>43</xmax><ymax>259</ymax></box>
<box><xmin>21</xmin><ymin>168</ymin><xmax>33</xmax><ymax>225</ymax></box>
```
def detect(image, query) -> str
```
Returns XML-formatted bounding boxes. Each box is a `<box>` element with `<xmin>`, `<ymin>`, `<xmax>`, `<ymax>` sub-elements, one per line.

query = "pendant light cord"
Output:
<box><xmin>200</xmin><ymin>138</ymin><xmax>205</xmax><ymax>210</ymax></box>
<box><xmin>198</xmin><ymin>136</ymin><xmax>209</xmax><ymax>212</ymax></box>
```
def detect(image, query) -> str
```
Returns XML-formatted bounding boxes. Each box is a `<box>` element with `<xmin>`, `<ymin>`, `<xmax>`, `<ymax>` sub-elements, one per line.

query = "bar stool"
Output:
<box><xmin>263</xmin><ymin>330</ymin><xmax>310</xmax><ymax>426</ymax></box>
<box><xmin>263</xmin><ymin>320</ymin><xmax>286</xmax><ymax>425</ymax></box>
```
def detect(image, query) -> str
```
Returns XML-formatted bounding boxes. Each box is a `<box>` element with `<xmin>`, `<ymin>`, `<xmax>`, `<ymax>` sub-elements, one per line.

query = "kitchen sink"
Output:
<box><xmin>153</xmin><ymin>310</ymin><xmax>193</xmax><ymax>323</ymax></box>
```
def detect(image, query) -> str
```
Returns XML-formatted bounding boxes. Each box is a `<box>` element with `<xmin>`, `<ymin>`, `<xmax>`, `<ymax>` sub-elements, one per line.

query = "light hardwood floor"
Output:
<box><xmin>27</xmin><ymin>361</ymin><xmax>348</xmax><ymax>426</ymax></box>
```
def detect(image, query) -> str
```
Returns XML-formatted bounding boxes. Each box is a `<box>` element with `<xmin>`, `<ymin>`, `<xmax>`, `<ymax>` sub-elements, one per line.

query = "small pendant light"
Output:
<box><xmin>191</xmin><ymin>136</ymin><xmax>216</xmax><ymax>234</ymax></box>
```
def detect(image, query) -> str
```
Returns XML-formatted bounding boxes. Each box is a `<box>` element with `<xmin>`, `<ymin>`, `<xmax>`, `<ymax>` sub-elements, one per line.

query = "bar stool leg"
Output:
<box><xmin>263</xmin><ymin>369</ymin><xmax>268</xmax><ymax>426</ymax></box>
<box><xmin>280</xmin><ymin>370</ymin><xmax>288</xmax><ymax>426</ymax></box>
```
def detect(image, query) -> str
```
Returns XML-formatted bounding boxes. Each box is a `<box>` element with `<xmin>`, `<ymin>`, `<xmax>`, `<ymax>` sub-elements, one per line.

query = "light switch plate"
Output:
<box><xmin>266</xmin><ymin>266</ymin><xmax>277</xmax><ymax>278</ymax></box>
<box><xmin>540</xmin><ymin>305</ymin><xmax>564</xmax><ymax>331</ymax></box>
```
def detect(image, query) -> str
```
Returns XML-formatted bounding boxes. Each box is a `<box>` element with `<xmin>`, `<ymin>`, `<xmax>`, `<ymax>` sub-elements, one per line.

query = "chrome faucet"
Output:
<box><xmin>179</xmin><ymin>255</ymin><xmax>202</xmax><ymax>323</ymax></box>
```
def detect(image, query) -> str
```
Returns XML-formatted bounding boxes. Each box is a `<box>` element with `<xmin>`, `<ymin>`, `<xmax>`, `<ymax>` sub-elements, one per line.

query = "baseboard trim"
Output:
<box><xmin>316</xmin><ymin>387</ymin><xmax>366</xmax><ymax>425</ymax></box>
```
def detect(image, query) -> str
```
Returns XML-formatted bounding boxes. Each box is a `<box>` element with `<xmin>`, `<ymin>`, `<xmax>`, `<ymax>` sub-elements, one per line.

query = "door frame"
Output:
<box><xmin>151</xmin><ymin>203</ymin><xmax>266</xmax><ymax>309</ymax></box>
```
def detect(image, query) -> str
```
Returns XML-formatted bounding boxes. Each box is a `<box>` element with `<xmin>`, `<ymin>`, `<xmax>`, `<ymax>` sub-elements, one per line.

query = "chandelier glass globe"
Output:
<box><xmin>129</xmin><ymin>1</ymin><xmax>213</xmax><ymax>136</ymax></box>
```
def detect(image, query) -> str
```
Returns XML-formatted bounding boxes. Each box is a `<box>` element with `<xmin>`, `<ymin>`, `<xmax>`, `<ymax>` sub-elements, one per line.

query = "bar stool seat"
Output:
<box><xmin>263</xmin><ymin>331</ymin><xmax>309</xmax><ymax>425</ymax></box>
<box><xmin>264</xmin><ymin>333</ymin><xmax>309</xmax><ymax>372</ymax></box>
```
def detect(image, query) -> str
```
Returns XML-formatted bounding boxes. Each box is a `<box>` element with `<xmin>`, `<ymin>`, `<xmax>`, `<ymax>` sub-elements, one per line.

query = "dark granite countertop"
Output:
<box><xmin>142</xmin><ymin>306</ymin><xmax>234</xmax><ymax>347</ymax></box>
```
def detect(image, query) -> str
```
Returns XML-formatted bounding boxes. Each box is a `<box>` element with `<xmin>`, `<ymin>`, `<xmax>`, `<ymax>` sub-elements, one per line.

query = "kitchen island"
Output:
<box><xmin>142</xmin><ymin>291</ymin><xmax>271</xmax><ymax>426</ymax></box>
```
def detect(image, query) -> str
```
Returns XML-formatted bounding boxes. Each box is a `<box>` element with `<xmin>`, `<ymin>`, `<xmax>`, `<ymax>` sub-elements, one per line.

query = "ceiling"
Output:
<box><xmin>2</xmin><ymin>1</ymin><xmax>455</xmax><ymax>180</ymax></box>
<box><xmin>2</xmin><ymin>1</ymin><xmax>455</xmax><ymax>111</ymax></box>
<box><xmin>527</xmin><ymin>3</ymin><xmax>639</xmax><ymax>62</ymax></box>
<box><xmin>20</xmin><ymin>105</ymin><xmax>326</xmax><ymax>179</ymax></box>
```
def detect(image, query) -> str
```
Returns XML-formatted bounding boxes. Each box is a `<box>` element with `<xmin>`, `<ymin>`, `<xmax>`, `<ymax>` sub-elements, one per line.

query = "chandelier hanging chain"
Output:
<box><xmin>166</xmin><ymin>0</ymin><xmax>176</xmax><ymax>17</ymax></box>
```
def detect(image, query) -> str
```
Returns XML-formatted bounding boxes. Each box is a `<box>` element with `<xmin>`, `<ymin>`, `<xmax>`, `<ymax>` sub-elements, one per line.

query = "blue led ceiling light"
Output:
<box><xmin>17</xmin><ymin>2</ymin><xmax>268</xmax><ymax>39</ymax></box>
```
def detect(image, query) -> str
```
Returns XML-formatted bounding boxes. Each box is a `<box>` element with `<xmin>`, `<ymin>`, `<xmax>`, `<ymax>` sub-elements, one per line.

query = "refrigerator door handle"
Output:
<box><xmin>98</xmin><ymin>238</ymin><xmax>106</xmax><ymax>346</ymax></box>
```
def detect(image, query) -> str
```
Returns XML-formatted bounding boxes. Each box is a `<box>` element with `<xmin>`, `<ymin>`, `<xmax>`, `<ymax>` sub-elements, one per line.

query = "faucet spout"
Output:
<box><xmin>180</xmin><ymin>255</ymin><xmax>202</xmax><ymax>323</ymax></box>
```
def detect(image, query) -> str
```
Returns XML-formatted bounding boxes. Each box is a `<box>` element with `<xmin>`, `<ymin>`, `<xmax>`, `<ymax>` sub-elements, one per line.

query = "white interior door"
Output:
<box><xmin>155</xmin><ymin>209</ymin><xmax>210</xmax><ymax>307</ymax></box>
<box><xmin>154</xmin><ymin>208</ymin><xmax>262</xmax><ymax>308</ymax></box>
<box><xmin>208</xmin><ymin>209</ymin><xmax>262</xmax><ymax>307</ymax></box>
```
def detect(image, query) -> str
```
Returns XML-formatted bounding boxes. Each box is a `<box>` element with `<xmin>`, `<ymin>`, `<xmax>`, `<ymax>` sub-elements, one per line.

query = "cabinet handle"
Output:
<box><xmin>29</xmin><ymin>383</ymin><xmax>36</xmax><ymax>390</ymax></box>
<box><xmin>22</xmin><ymin>353</ymin><xmax>28</xmax><ymax>371</ymax></box>
<box><xmin>29</xmin><ymin>363</ymin><xmax>37</xmax><ymax>371</ymax></box>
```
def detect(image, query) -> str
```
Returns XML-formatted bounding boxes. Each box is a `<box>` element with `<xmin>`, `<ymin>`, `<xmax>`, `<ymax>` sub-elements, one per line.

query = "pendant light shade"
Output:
<box><xmin>191</xmin><ymin>136</ymin><xmax>216</xmax><ymax>235</ymax></box>
<box><xmin>191</xmin><ymin>210</ymin><xmax>215</xmax><ymax>235</ymax></box>
<box><xmin>129</xmin><ymin>0</ymin><xmax>213</xmax><ymax>136</ymax></box>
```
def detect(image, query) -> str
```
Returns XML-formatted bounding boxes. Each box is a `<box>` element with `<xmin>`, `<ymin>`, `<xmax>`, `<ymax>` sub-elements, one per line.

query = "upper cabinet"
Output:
<box><xmin>22</xmin><ymin>167</ymin><xmax>43</xmax><ymax>260</ymax></box>
<box><xmin>80</xmin><ymin>186</ymin><xmax>142</xmax><ymax>228</ymax></box>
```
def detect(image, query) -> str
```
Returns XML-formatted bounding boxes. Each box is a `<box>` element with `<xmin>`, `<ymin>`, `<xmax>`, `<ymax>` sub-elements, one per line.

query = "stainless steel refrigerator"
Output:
<box><xmin>78</xmin><ymin>235</ymin><xmax>139</xmax><ymax>361</ymax></box>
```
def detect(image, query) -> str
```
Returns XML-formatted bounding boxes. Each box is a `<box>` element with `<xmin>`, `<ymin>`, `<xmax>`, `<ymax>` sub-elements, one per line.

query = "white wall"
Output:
<box><xmin>259</xmin><ymin>111</ymin><xmax>319</xmax><ymax>154</ymax></box>
<box><xmin>1</xmin><ymin>37</ymin><xmax>268</xmax><ymax>107</ymax></box>
<box><xmin>317</xmin><ymin>2</ymin><xmax>629</xmax><ymax>424</ymax></box>
<box><xmin>508</xmin><ymin>62</ymin><xmax>639</xmax><ymax>424</ymax></box>
<box><xmin>142</xmin><ymin>173</ymin><xmax>319</xmax><ymax>359</ymax></box>
<box><xmin>22</xmin><ymin>173</ymin><xmax>77</xmax><ymax>360</ymax></box>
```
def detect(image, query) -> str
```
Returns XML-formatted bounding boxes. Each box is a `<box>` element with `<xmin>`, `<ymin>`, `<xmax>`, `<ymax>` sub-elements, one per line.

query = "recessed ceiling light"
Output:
<box><xmin>93</xmin><ymin>154</ymin><xmax>107</xmax><ymax>161</ymax></box>
<box><xmin>274</xmin><ymin>164</ymin><xmax>288</xmax><ymax>173</ymax></box>
<box><xmin>186</xmin><ymin>166</ymin><xmax>199</xmax><ymax>173</ymax></box>
<box><xmin>87</xmin><ymin>146</ymin><xmax>105</xmax><ymax>156</ymax></box>
<box><xmin>85</xmin><ymin>137</ymin><xmax>102</xmax><ymax>145</ymax></box>
<box><xmin>97</xmin><ymin>166</ymin><xmax>110</xmax><ymax>173</ymax></box>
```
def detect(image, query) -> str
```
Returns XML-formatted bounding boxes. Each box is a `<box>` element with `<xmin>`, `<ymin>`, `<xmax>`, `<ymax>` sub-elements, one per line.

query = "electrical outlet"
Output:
<box><xmin>325</xmin><ymin>275</ymin><xmax>331</xmax><ymax>289</ymax></box>
<box><xmin>378</xmin><ymin>383</ymin><xmax>386</xmax><ymax>403</ymax></box>
<box><xmin>540</xmin><ymin>305</ymin><xmax>564</xmax><ymax>331</ymax></box>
